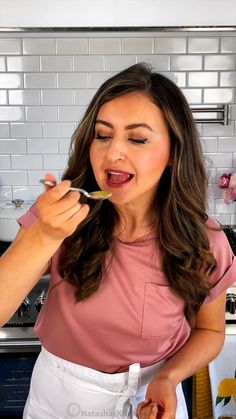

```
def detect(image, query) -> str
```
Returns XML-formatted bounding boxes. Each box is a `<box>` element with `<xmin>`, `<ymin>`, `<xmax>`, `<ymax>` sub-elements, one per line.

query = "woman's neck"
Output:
<box><xmin>114</xmin><ymin>209</ymin><xmax>156</xmax><ymax>242</ymax></box>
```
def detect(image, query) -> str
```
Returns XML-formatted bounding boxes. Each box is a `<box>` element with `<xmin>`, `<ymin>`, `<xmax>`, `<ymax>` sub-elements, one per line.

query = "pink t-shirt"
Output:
<box><xmin>17</xmin><ymin>206</ymin><xmax>236</xmax><ymax>373</ymax></box>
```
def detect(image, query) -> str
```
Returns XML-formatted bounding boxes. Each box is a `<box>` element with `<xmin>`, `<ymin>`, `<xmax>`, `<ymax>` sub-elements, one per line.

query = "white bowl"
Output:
<box><xmin>0</xmin><ymin>200</ymin><xmax>30</xmax><ymax>242</ymax></box>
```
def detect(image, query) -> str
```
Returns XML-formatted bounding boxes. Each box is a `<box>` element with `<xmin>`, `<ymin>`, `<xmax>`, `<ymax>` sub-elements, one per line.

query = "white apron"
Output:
<box><xmin>23</xmin><ymin>346</ymin><xmax>188</xmax><ymax>419</ymax></box>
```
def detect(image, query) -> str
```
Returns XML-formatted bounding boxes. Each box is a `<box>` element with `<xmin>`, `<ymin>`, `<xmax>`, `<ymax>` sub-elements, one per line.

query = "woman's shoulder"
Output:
<box><xmin>205</xmin><ymin>217</ymin><xmax>235</xmax><ymax>265</ymax></box>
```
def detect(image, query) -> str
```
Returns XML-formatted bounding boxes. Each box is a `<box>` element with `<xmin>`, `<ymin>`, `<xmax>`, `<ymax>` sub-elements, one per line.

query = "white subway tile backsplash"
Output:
<box><xmin>208</xmin><ymin>184</ymin><xmax>222</xmax><ymax>199</ymax></box>
<box><xmin>7</xmin><ymin>56</ymin><xmax>40</xmax><ymax>72</ymax></box>
<box><xmin>56</xmin><ymin>38</ymin><xmax>88</xmax><ymax>55</ymax></box>
<box><xmin>43</xmin><ymin>154</ymin><xmax>68</xmax><ymax>169</ymax></box>
<box><xmin>0</xmin><ymin>186</ymin><xmax>12</xmax><ymax>201</ymax></box>
<box><xmin>154</xmin><ymin>37</ymin><xmax>186</xmax><ymax>53</ymax></box>
<box><xmin>74</xmin><ymin>89</ymin><xmax>97</xmax><ymax>105</ymax></box>
<box><xmin>137</xmin><ymin>55</ymin><xmax>170</xmax><ymax>71</ymax></box>
<box><xmin>0</xmin><ymin>139</ymin><xmax>26</xmax><ymax>154</ymax></box>
<box><xmin>0</xmin><ymin>170</ymin><xmax>27</xmax><ymax>185</ymax></box>
<box><xmin>74</xmin><ymin>55</ymin><xmax>105</xmax><ymax>71</ymax></box>
<box><xmin>24</xmin><ymin>73</ymin><xmax>57</xmax><ymax>88</ymax></box>
<box><xmin>11</xmin><ymin>154</ymin><xmax>43</xmax><ymax>169</ymax></box>
<box><xmin>220</xmin><ymin>72</ymin><xmax>236</xmax><ymax>87</ymax></box>
<box><xmin>42</xmin><ymin>122</ymin><xmax>74</xmax><ymax>138</ymax></box>
<box><xmin>188</xmin><ymin>38</ymin><xmax>219</xmax><ymax>53</ymax></box>
<box><xmin>122</xmin><ymin>38</ymin><xmax>153</xmax><ymax>54</ymax></box>
<box><xmin>205</xmin><ymin>152</ymin><xmax>233</xmax><ymax>167</ymax></box>
<box><xmin>230</xmin><ymin>105</ymin><xmax>236</xmax><ymax>120</ymax></box>
<box><xmin>0</xmin><ymin>74</ymin><xmax>22</xmax><ymax>88</ymax></box>
<box><xmin>9</xmin><ymin>90</ymin><xmax>40</xmax><ymax>105</ymax></box>
<box><xmin>0</xmin><ymin>31</ymin><xmax>235</xmax><ymax>219</ymax></box>
<box><xmin>58</xmin><ymin>106</ymin><xmax>86</xmax><ymax>122</ymax></box>
<box><xmin>12</xmin><ymin>185</ymin><xmax>42</xmax><ymax>202</ymax></box>
<box><xmin>57</xmin><ymin>73</ymin><xmax>87</xmax><ymax>88</ymax></box>
<box><xmin>58</xmin><ymin>139</ymin><xmax>71</xmax><ymax>154</ymax></box>
<box><xmin>40</xmin><ymin>56</ymin><xmax>73</xmax><ymax>72</ymax></box>
<box><xmin>26</xmin><ymin>106</ymin><xmax>57</xmax><ymax>122</ymax></box>
<box><xmin>203</xmin><ymin>122</ymin><xmax>235</xmax><ymax>136</ymax></box>
<box><xmin>221</xmin><ymin>37</ymin><xmax>236</xmax><ymax>53</ymax></box>
<box><xmin>204</xmin><ymin>88</ymin><xmax>234</xmax><ymax>104</ymax></box>
<box><xmin>10</xmin><ymin>123</ymin><xmax>42</xmax><ymax>138</ymax></box>
<box><xmin>206</xmin><ymin>198</ymin><xmax>215</xmax><ymax>213</ymax></box>
<box><xmin>218</xmin><ymin>137</ymin><xmax>236</xmax><ymax>152</ymax></box>
<box><xmin>232</xmin><ymin>153</ymin><xmax>236</xmax><ymax>167</ymax></box>
<box><xmin>23</xmin><ymin>39</ymin><xmax>55</xmax><ymax>55</ymax></box>
<box><xmin>0</xmin><ymin>39</ymin><xmax>21</xmax><ymax>55</ymax></box>
<box><xmin>200</xmin><ymin>137</ymin><xmax>217</xmax><ymax>152</ymax></box>
<box><xmin>188</xmin><ymin>72</ymin><xmax>218</xmax><ymax>87</ymax></box>
<box><xmin>105</xmin><ymin>55</ymin><xmax>136</xmax><ymax>71</ymax></box>
<box><xmin>0</xmin><ymin>155</ymin><xmax>10</xmax><ymax>169</ymax></box>
<box><xmin>230</xmin><ymin>214</ymin><xmax>236</xmax><ymax>224</ymax></box>
<box><xmin>0</xmin><ymin>57</ymin><xmax>6</xmax><ymax>71</ymax></box>
<box><xmin>206</xmin><ymin>168</ymin><xmax>217</xmax><ymax>184</ymax></box>
<box><xmin>0</xmin><ymin>90</ymin><xmax>7</xmax><ymax>105</ymax></box>
<box><xmin>181</xmin><ymin>88</ymin><xmax>202</xmax><ymax>104</ymax></box>
<box><xmin>88</xmin><ymin>72</ymin><xmax>114</xmax><ymax>88</ymax></box>
<box><xmin>212</xmin><ymin>213</ymin><xmax>231</xmax><ymax>224</ymax></box>
<box><xmin>27</xmin><ymin>139</ymin><xmax>58</xmax><ymax>154</ymax></box>
<box><xmin>215</xmin><ymin>199</ymin><xmax>236</xmax><ymax>214</ymax></box>
<box><xmin>160</xmin><ymin>72</ymin><xmax>186</xmax><ymax>87</ymax></box>
<box><xmin>0</xmin><ymin>107</ymin><xmax>24</xmax><ymax>122</ymax></box>
<box><xmin>90</xmin><ymin>38</ymin><xmax>121</xmax><ymax>54</ymax></box>
<box><xmin>41</xmin><ymin>90</ymin><xmax>73</xmax><ymax>105</ymax></box>
<box><xmin>171</xmin><ymin>55</ymin><xmax>202</xmax><ymax>71</ymax></box>
<box><xmin>0</xmin><ymin>123</ymin><xmax>10</xmax><ymax>138</ymax></box>
<box><xmin>204</xmin><ymin>55</ymin><xmax>235</xmax><ymax>70</ymax></box>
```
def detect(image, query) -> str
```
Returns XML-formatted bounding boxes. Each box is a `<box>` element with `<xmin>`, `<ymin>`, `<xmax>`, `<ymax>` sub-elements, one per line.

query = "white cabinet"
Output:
<box><xmin>0</xmin><ymin>0</ymin><xmax>235</xmax><ymax>28</ymax></box>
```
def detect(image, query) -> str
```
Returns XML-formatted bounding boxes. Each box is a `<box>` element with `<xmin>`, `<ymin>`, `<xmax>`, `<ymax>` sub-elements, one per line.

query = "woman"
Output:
<box><xmin>0</xmin><ymin>63</ymin><xmax>235</xmax><ymax>419</ymax></box>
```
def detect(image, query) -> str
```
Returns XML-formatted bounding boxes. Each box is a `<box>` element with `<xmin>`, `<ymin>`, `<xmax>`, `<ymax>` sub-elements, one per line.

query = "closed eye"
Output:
<box><xmin>94</xmin><ymin>134</ymin><xmax>111</xmax><ymax>141</ymax></box>
<box><xmin>129</xmin><ymin>138</ymin><xmax>148</xmax><ymax>144</ymax></box>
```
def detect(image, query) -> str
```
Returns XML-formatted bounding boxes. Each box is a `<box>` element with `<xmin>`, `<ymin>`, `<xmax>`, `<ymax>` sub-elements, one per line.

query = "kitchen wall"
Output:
<box><xmin>0</xmin><ymin>31</ymin><xmax>236</xmax><ymax>224</ymax></box>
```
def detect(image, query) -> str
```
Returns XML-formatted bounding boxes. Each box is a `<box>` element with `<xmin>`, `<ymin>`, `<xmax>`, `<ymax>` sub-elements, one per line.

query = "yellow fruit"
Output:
<box><xmin>218</xmin><ymin>379</ymin><xmax>236</xmax><ymax>397</ymax></box>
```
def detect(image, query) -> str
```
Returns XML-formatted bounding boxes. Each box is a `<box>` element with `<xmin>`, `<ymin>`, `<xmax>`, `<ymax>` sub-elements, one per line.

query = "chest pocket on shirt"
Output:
<box><xmin>141</xmin><ymin>282</ymin><xmax>183</xmax><ymax>338</ymax></box>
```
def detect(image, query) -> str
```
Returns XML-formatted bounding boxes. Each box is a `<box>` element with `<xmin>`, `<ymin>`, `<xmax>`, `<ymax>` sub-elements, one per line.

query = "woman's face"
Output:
<box><xmin>89</xmin><ymin>91</ymin><xmax>171</xmax><ymax>211</ymax></box>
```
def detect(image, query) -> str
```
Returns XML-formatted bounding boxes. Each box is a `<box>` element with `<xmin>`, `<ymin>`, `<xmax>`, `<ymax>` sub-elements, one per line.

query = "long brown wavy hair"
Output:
<box><xmin>59</xmin><ymin>63</ymin><xmax>217</xmax><ymax>326</ymax></box>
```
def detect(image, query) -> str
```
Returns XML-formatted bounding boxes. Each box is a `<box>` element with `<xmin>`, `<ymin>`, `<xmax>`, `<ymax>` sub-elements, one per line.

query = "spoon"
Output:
<box><xmin>39</xmin><ymin>179</ymin><xmax>112</xmax><ymax>201</ymax></box>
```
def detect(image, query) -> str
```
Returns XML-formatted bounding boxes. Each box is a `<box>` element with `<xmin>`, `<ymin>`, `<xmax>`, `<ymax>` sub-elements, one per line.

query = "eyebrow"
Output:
<box><xmin>95</xmin><ymin>119</ymin><xmax>153</xmax><ymax>132</ymax></box>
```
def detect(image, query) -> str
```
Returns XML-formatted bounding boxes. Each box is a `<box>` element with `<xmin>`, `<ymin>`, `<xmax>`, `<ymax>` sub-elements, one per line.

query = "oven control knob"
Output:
<box><xmin>35</xmin><ymin>294</ymin><xmax>46</xmax><ymax>312</ymax></box>
<box><xmin>226</xmin><ymin>293</ymin><xmax>236</xmax><ymax>315</ymax></box>
<box><xmin>18</xmin><ymin>297</ymin><xmax>31</xmax><ymax>318</ymax></box>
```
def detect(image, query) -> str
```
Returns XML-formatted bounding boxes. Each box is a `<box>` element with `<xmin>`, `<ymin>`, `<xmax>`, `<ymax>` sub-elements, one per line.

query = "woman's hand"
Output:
<box><xmin>35</xmin><ymin>173</ymin><xmax>90</xmax><ymax>243</ymax></box>
<box><xmin>136</xmin><ymin>375</ymin><xmax>177</xmax><ymax>419</ymax></box>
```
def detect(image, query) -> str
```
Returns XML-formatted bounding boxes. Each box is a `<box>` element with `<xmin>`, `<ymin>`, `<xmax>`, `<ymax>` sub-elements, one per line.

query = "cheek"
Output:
<box><xmin>89</xmin><ymin>144</ymin><xmax>97</xmax><ymax>171</ymax></box>
<box><xmin>139</xmin><ymin>150</ymin><xmax>170</xmax><ymax>176</ymax></box>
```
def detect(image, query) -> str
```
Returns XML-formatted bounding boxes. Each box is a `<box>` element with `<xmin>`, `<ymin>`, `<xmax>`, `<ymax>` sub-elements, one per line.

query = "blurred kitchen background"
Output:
<box><xmin>0</xmin><ymin>28</ymin><xmax>235</xmax><ymax>224</ymax></box>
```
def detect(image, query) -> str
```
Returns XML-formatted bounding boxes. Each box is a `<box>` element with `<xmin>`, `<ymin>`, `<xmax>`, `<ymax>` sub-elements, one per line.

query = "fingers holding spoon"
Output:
<box><xmin>39</xmin><ymin>179</ymin><xmax>112</xmax><ymax>201</ymax></box>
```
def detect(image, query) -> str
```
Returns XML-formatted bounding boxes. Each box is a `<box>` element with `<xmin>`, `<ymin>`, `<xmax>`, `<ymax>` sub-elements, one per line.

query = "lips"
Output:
<box><xmin>105</xmin><ymin>169</ymin><xmax>134</xmax><ymax>187</ymax></box>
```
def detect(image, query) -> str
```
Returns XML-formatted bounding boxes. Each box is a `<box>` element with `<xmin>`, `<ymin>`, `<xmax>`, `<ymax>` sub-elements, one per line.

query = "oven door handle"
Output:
<box><xmin>0</xmin><ymin>340</ymin><xmax>41</xmax><ymax>347</ymax></box>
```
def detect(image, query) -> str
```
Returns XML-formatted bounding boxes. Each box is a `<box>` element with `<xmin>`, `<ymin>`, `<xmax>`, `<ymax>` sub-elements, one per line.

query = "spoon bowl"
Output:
<box><xmin>40</xmin><ymin>180</ymin><xmax>112</xmax><ymax>201</ymax></box>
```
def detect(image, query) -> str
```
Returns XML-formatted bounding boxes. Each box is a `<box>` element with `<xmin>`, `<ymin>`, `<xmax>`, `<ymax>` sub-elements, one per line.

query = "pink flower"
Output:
<box><xmin>223</xmin><ymin>187</ymin><xmax>236</xmax><ymax>205</ymax></box>
<box><xmin>217</xmin><ymin>173</ymin><xmax>231</xmax><ymax>189</ymax></box>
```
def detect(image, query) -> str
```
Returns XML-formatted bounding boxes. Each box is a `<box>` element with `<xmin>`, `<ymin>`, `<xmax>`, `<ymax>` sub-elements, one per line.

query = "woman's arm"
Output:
<box><xmin>155</xmin><ymin>292</ymin><xmax>226</xmax><ymax>384</ymax></box>
<box><xmin>137</xmin><ymin>293</ymin><xmax>226</xmax><ymax>418</ymax></box>
<box><xmin>0</xmin><ymin>180</ymin><xmax>89</xmax><ymax>327</ymax></box>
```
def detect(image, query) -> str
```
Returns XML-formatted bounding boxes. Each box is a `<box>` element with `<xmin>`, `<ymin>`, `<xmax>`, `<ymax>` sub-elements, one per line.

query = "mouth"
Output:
<box><xmin>105</xmin><ymin>169</ymin><xmax>134</xmax><ymax>187</ymax></box>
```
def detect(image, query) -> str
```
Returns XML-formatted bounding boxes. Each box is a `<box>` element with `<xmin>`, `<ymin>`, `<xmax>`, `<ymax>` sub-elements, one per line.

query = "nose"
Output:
<box><xmin>106</xmin><ymin>139</ymin><xmax>126</xmax><ymax>162</ymax></box>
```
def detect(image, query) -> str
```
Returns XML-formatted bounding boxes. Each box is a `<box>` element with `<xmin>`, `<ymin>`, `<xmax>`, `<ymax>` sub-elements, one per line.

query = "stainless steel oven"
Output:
<box><xmin>0</xmin><ymin>240</ymin><xmax>49</xmax><ymax>418</ymax></box>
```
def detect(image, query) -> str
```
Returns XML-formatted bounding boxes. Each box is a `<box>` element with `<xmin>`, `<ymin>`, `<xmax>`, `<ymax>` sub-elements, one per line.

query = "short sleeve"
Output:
<box><xmin>17</xmin><ymin>202</ymin><xmax>38</xmax><ymax>229</ymax></box>
<box><xmin>204</xmin><ymin>218</ymin><xmax>236</xmax><ymax>304</ymax></box>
